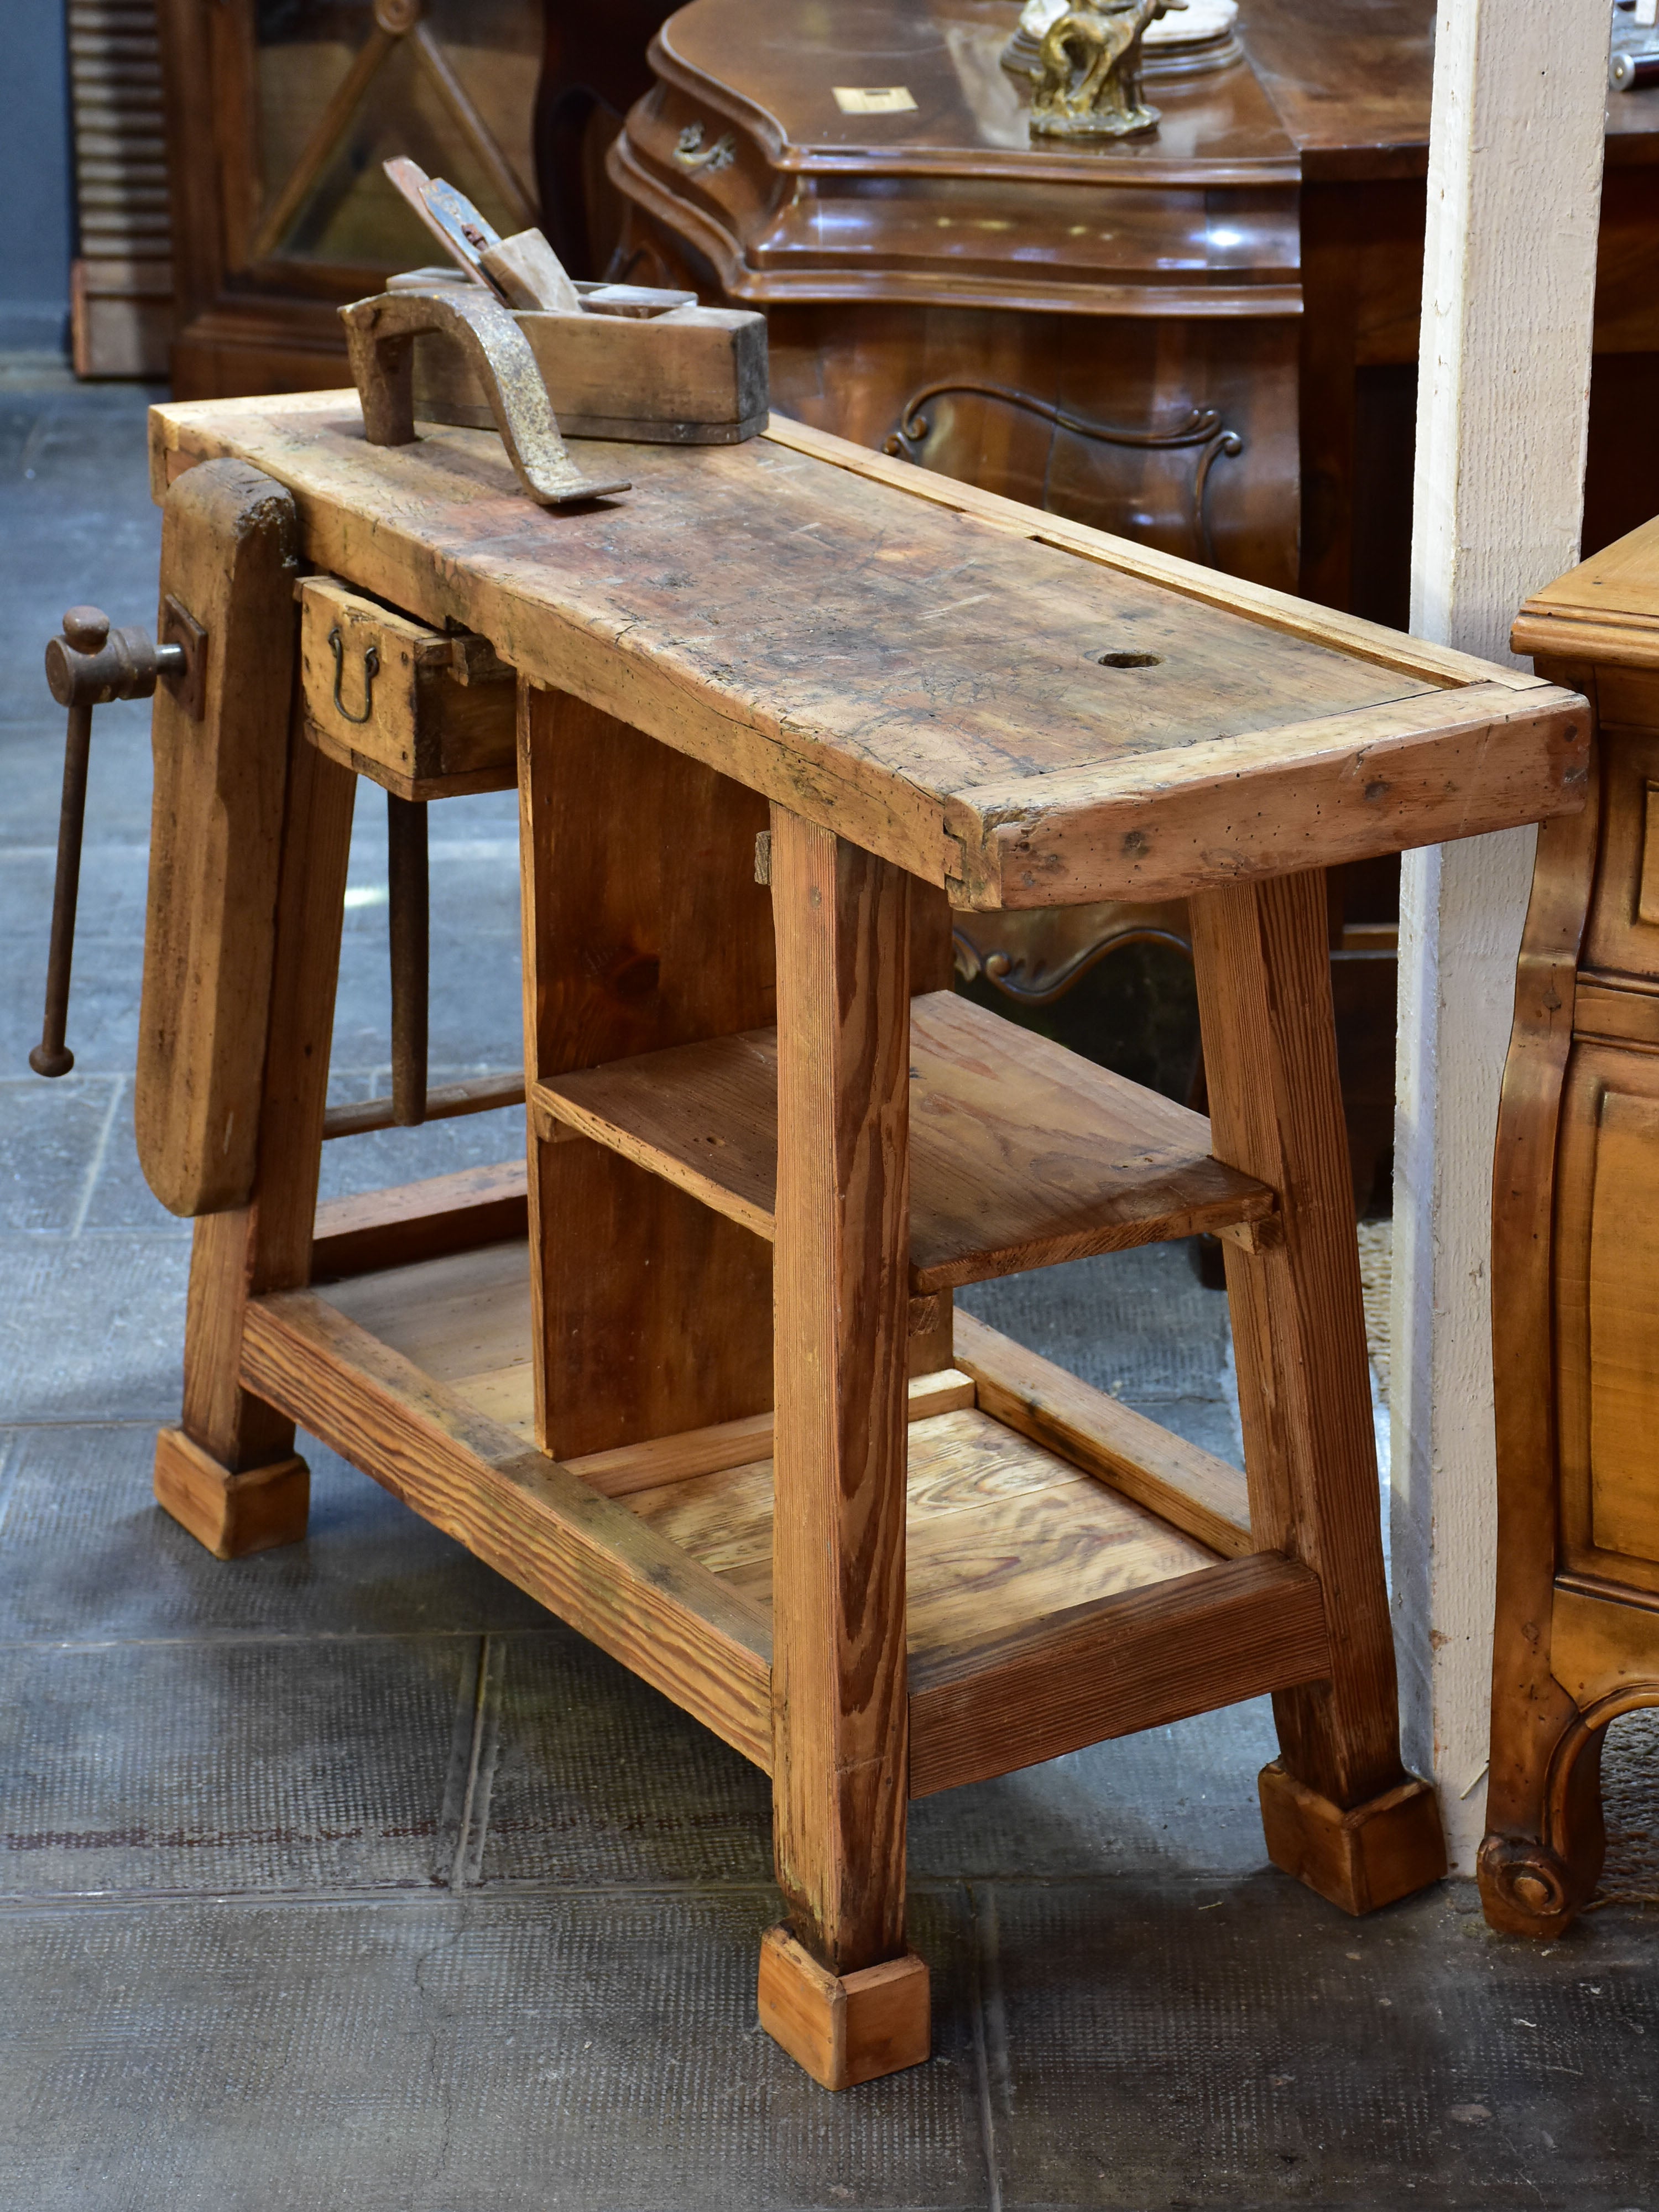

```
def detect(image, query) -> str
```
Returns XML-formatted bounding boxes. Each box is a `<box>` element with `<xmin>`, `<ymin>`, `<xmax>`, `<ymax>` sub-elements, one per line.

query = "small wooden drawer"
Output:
<box><xmin>298</xmin><ymin>576</ymin><xmax>517</xmax><ymax>800</ymax></box>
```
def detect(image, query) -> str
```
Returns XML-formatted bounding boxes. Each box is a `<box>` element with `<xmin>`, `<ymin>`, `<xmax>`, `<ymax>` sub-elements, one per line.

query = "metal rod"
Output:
<box><xmin>30</xmin><ymin>701</ymin><xmax>93</xmax><ymax>1077</ymax></box>
<box><xmin>322</xmin><ymin>1072</ymin><xmax>523</xmax><ymax>1141</ymax></box>
<box><xmin>387</xmin><ymin>791</ymin><xmax>430</xmax><ymax>1125</ymax></box>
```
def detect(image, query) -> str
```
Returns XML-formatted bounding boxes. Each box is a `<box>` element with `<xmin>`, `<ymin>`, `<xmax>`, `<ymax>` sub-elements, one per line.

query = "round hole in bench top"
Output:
<box><xmin>1094</xmin><ymin>649</ymin><xmax>1164</xmax><ymax>669</ymax></box>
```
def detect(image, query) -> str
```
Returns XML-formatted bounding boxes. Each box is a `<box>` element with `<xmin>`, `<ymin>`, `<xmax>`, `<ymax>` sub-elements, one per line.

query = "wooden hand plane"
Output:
<box><xmin>341</xmin><ymin>161</ymin><xmax>768</xmax><ymax>499</ymax></box>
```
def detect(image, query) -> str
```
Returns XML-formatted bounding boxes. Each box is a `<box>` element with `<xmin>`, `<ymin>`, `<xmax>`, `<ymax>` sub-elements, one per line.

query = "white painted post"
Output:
<box><xmin>1394</xmin><ymin>0</ymin><xmax>1611</xmax><ymax>1871</ymax></box>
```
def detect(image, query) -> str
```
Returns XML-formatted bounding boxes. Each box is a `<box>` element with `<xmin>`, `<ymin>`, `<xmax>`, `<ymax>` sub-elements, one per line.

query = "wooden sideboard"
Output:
<box><xmin>1482</xmin><ymin>515</ymin><xmax>1659</xmax><ymax>1938</ymax></box>
<box><xmin>612</xmin><ymin>0</ymin><xmax>1659</xmax><ymax>617</ymax></box>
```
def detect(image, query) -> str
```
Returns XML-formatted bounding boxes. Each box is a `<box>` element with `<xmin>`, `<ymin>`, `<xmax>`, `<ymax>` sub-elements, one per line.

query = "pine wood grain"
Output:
<box><xmin>944</xmin><ymin>681</ymin><xmax>1591</xmax><ymax>910</ymax></box>
<box><xmin>519</xmin><ymin>688</ymin><xmax>776</xmax><ymax>1458</ymax></box>
<box><xmin>756</xmin><ymin>1923</ymin><xmax>930</xmax><ymax>2091</ymax></box>
<box><xmin>629</xmin><ymin>1406</ymin><xmax>1222</xmax><ymax>1651</ymax></box>
<box><xmin>174</xmin><ymin>674</ymin><xmax>357</xmax><ymax>1484</ymax></box>
<box><xmin>950</xmin><ymin>1308</ymin><xmax>1253</xmax><ymax>1559</ymax></box>
<box><xmin>310</xmin><ymin>1160</ymin><xmax>529</xmax><ymax>1281</ymax></box>
<box><xmin>1189</xmin><ymin>867</ymin><xmax>1408</xmax><ymax>1812</ymax></box>
<box><xmin>770</xmin><ymin>808</ymin><xmax>912</xmax><ymax>1978</ymax></box>
<box><xmin>148</xmin><ymin>394</ymin><xmax>1582</xmax><ymax>903</ymax></box>
<box><xmin>298</xmin><ymin>577</ymin><xmax>515</xmax><ymax>800</ymax></box>
<box><xmin>136</xmin><ymin>457</ymin><xmax>301</xmax><ymax>1217</ymax></box>
<box><xmin>239</xmin><ymin>1287</ymin><xmax>774</xmax><ymax>1769</ymax></box>
<box><xmin>320</xmin><ymin>1233</ymin><xmax>969</xmax><ymax>1457</ymax></box>
<box><xmin>1258</xmin><ymin>1762</ymin><xmax>1446</xmax><ymax>1917</ymax></box>
<box><xmin>541</xmin><ymin>989</ymin><xmax>1275</xmax><ymax>1292</ymax></box>
<box><xmin>761</xmin><ymin>413</ymin><xmax>1546</xmax><ymax>693</ymax></box>
<box><xmin>567</xmin><ymin>1371</ymin><xmax>976</xmax><ymax>1497</ymax></box>
<box><xmin>907</xmin><ymin>1552</ymin><xmax>1331</xmax><ymax>1798</ymax></box>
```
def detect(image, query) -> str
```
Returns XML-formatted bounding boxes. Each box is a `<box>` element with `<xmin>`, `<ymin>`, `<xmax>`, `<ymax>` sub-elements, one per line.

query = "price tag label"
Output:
<box><xmin>832</xmin><ymin>86</ymin><xmax>918</xmax><ymax>114</ymax></box>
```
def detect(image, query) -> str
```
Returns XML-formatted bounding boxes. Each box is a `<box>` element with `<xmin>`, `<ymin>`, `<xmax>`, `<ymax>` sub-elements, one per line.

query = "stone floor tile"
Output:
<box><xmin>0</xmin><ymin>1232</ymin><xmax>187</xmax><ymax>1421</ymax></box>
<box><xmin>0</xmin><ymin>844</ymin><xmax>149</xmax><ymax>1076</ymax></box>
<box><xmin>0</xmin><ymin>1423</ymin><xmax>551</xmax><ymax>1642</ymax></box>
<box><xmin>959</xmin><ymin>1245</ymin><xmax>1238</xmax><ymax>1420</ymax></box>
<box><xmin>0</xmin><ymin>1635</ymin><xmax>478</xmax><ymax>1897</ymax></box>
<box><xmin>0</xmin><ymin>1889</ymin><xmax>989</xmax><ymax>2211</ymax></box>
<box><xmin>314</xmin><ymin>1098</ymin><xmax>526</xmax><ymax>1206</ymax></box>
<box><xmin>70</xmin><ymin>1104</ymin><xmax>191</xmax><ymax>1235</ymax></box>
<box><xmin>985</xmin><ymin>1877</ymin><xmax>1659</xmax><ymax>2209</ymax></box>
<box><xmin>0</xmin><ymin>1074</ymin><xmax>122</xmax><ymax>1232</ymax></box>
<box><xmin>910</xmin><ymin>1702</ymin><xmax>1279</xmax><ymax>1883</ymax></box>
<box><xmin>474</xmin><ymin>1629</ymin><xmax>775</xmax><ymax>1888</ymax></box>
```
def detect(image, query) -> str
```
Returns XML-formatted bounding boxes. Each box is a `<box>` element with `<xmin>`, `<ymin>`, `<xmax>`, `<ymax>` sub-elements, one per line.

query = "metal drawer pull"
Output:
<box><xmin>329</xmin><ymin>625</ymin><xmax>380</xmax><ymax>724</ymax></box>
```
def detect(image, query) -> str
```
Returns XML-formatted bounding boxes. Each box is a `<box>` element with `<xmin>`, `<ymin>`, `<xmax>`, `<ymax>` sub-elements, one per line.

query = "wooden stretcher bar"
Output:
<box><xmin>246</xmin><ymin>1217</ymin><xmax>1338</xmax><ymax>1799</ymax></box>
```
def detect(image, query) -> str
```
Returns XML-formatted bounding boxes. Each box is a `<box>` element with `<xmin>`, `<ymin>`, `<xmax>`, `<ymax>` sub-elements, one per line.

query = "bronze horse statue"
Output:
<box><xmin>1030</xmin><ymin>0</ymin><xmax>1187</xmax><ymax>135</ymax></box>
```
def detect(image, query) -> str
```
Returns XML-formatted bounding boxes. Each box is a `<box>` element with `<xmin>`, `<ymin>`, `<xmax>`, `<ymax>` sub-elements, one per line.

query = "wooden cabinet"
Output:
<box><xmin>156</xmin><ymin>0</ymin><xmax>687</xmax><ymax>398</ymax></box>
<box><xmin>159</xmin><ymin>0</ymin><xmax>546</xmax><ymax>396</ymax></box>
<box><xmin>1482</xmin><ymin>521</ymin><xmax>1659</xmax><ymax>1938</ymax></box>
<box><xmin>613</xmin><ymin>0</ymin><xmax>1659</xmax><ymax>618</ymax></box>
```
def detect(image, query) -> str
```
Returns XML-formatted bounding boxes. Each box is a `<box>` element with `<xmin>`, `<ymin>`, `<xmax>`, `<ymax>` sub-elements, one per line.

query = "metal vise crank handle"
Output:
<box><xmin>30</xmin><ymin>607</ymin><xmax>187</xmax><ymax>1078</ymax></box>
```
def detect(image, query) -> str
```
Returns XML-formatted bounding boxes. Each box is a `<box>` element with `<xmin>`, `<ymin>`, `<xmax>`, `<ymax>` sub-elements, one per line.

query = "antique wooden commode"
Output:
<box><xmin>125</xmin><ymin>391</ymin><xmax>1582</xmax><ymax>2088</ymax></box>
<box><xmin>1483</xmin><ymin>515</ymin><xmax>1659</xmax><ymax>1937</ymax></box>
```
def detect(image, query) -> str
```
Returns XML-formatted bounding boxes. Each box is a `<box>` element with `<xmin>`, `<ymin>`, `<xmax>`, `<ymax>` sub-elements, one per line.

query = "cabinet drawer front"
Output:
<box><xmin>1558</xmin><ymin>1045</ymin><xmax>1659</xmax><ymax>1570</ymax></box>
<box><xmin>298</xmin><ymin>577</ymin><xmax>515</xmax><ymax>801</ymax></box>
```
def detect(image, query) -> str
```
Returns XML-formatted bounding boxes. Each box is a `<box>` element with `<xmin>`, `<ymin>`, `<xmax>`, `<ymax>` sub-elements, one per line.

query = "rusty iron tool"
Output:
<box><xmin>32</xmin><ymin>603</ymin><xmax>197</xmax><ymax>1077</ymax></box>
<box><xmin>340</xmin><ymin>286</ymin><xmax>630</xmax><ymax>505</ymax></box>
<box><xmin>382</xmin><ymin>156</ymin><xmax>584</xmax><ymax>314</ymax></box>
<box><xmin>383</xmin><ymin>155</ymin><xmax>503</xmax><ymax>295</ymax></box>
<box><xmin>386</xmin><ymin>791</ymin><xmax>430</xmax><ymax>1125</ymax></box>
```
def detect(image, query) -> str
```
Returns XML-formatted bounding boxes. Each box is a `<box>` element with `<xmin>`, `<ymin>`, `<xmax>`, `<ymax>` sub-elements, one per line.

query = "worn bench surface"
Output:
<box><xmin>149</xmin><ymin>395</ymin><xmax>1587</xmax><ymax>908</ymax></box>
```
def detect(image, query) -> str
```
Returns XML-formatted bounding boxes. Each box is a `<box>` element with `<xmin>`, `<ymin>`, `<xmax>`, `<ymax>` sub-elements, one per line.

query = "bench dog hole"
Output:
<box><xmin>1094</xmin><ymin>649</ymin><xmax>1162</xmax><ymax>669</ymax></box>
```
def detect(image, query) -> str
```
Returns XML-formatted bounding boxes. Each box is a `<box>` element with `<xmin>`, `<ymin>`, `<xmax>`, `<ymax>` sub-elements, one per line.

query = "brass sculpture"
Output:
<box><xmin>1027</xmin><ymin>0</ymin><xmax>1187</xmax><ymax>137</ymax></box>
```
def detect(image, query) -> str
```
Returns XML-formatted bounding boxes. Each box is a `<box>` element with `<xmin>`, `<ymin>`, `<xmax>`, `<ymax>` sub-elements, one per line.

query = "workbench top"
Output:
<box><xmin>150</xmin><ymin>393</ymin><xmax>1587</xmax><ymax>907</ymax></box>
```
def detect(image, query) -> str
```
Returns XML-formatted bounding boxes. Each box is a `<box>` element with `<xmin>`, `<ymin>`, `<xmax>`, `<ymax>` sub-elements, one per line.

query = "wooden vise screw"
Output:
<box><xmin>32</xmin><ymin>599</ymin><xmax>204</xmax><ymax>1077</ymax></box>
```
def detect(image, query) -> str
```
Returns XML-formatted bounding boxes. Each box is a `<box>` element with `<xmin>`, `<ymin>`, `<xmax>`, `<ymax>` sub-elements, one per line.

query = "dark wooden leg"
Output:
<box><xmin>1190</xmin><ymin>868</ymin><xmax>1447</xmax><ymax>1913</ymax></box>
<box><xmin>517</xmin><ymin>687</ymin><xmax>776</xmax><ymax>1458</ymax></box>
<box><xmin>759</xmin><ymin>806</ymin><xmax>929</xmax><ymax>2090</ymax></box>
<box><xmin>155</xmin><ymin>724</ymin><xmax>356</xmax><ymax>1557</ymax></box>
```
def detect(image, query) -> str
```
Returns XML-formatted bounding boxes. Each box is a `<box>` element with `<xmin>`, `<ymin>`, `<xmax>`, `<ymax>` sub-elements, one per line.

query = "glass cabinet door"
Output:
<box><xmin>232</xmin><ymin>0</ymin><xmax>542</xmax><ymax>285</ymax></box>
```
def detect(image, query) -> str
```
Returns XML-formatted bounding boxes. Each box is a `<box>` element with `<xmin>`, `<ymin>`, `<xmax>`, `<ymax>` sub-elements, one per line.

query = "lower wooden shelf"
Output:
<box><xmin>535</xmin><ymin>989</ymin><xmax>1277</xmax><ymax>1292</ymax></box>
<box><xmin>245</xmin><ymin>1231</ymin><xmax>1332</xmax><ymax>1799</ymax></box>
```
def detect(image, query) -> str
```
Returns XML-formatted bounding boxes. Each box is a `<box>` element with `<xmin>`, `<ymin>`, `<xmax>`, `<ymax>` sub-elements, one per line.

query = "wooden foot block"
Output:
<box><xmin>153</xmin><ymin>1426</ymin><xmax>310</xmax><ymax>1559</ymax></box>
<box><xmin>1259</xmin><ymin>1760</ymin><xmax>1447</xmax><ymax>1915</ymax></box>
<box><xmin>757</xmin><ymin>1924</ymin><xmax>930</xmax><ymax>2090</ymax></box>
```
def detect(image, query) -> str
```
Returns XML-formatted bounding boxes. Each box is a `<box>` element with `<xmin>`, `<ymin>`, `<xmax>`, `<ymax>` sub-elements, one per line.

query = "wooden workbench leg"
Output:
<box><xmin>1190</xmin><ymin>868</ymin><xmax>1447</xmax><ymax>1914</ymax></box>
<box><xmin>154</xmin><ymin>719</ymin><xmax>357</xmax><ymax>1558</ymax></box>
<box><xmin>760</xmin><ymin>807</ymin><xmax>930</xmax><ymax>2091</ymax></box>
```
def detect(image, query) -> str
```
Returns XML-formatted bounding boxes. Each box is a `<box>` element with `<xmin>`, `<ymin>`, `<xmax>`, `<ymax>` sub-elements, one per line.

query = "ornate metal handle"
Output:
<box><xmin>674</xmin><ymin>123</ymin><xmax>737</xmax><ymax>174</ymax></box>
<box><xmin>884</xmin><ymin>378</ymin><xmax>1241</xmax><ymax>569</ymax></box>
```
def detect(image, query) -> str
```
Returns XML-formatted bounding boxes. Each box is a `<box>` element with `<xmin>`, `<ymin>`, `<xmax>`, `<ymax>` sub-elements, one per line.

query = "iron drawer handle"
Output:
<box><xmin>329</xmin><ymin>626</ymin><xmax>379</xmax><ymax>724</ymax></box>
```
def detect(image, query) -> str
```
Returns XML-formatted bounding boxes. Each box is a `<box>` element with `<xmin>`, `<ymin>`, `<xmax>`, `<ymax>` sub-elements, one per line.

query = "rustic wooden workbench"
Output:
<box><xmin>138</xmin><ymin>394</ymin><xmax>1585</xmax><ymax>2087</ymax></box>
